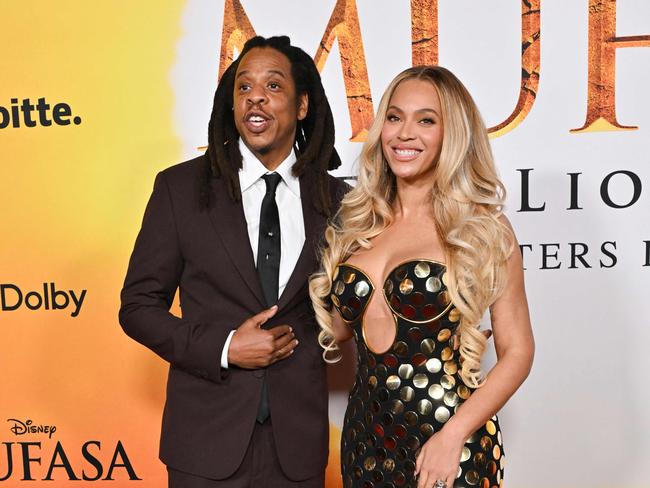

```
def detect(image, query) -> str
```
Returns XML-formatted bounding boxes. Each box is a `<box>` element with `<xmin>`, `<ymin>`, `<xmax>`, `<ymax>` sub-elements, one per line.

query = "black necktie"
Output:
<box><xmin>255</xmin><ymin>172</ymin><xmax>282</xmax><ymax>422</ymax></box>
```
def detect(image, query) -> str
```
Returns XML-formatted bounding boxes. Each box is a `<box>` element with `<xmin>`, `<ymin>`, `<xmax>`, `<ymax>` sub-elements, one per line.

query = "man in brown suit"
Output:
<box><xmin>119</xmin><ymin>36</ymin><xmax>347</xmax><ymax>487</ymax></box>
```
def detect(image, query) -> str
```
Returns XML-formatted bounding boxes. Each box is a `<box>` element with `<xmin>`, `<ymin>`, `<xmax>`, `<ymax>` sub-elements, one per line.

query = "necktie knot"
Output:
<box><xmin>262</xmin><ymin>173</ymin><xmax>282</xmax><ymax>196</ymax></box>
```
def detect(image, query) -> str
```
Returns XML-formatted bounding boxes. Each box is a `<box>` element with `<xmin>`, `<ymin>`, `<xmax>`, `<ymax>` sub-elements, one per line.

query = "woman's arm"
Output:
<box><xmin>416</xmin><ymin>218</ymin><xmax>535</xmax><ymax>488</ymax></box>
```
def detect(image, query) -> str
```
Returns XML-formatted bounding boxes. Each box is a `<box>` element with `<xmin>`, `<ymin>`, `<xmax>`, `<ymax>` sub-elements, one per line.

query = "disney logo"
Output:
<box><xmin>7</xmin><ymin>419</ymin><xmax>57</xmax><ymax>439</ymax></box>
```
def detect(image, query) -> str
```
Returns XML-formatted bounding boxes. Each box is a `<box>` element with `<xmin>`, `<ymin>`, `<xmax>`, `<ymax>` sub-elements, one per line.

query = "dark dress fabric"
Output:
<box><xmin>331</xmin><ymin>260</ymin><xmax>505</xmax><ymax>488</ymax></box>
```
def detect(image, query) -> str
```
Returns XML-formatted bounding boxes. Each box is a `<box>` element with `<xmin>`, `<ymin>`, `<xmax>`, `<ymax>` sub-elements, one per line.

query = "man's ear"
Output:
<box><xmin>297</xmin><ymin>93</ymin><xmax>308</xmax><ymax>121</ymax></box>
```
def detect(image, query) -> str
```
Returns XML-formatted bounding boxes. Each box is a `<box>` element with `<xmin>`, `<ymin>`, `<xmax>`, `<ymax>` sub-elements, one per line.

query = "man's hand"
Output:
<box><xmin>227</xmin><ymin>306</ymin><xmax>299</xmax><ymax>369</ymax></box>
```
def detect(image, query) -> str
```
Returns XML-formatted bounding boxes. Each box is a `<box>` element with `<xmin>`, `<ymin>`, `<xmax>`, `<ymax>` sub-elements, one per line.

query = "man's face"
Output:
<box><xmin>233</xmin><ymin>47</ymin><xmax>308</xmax><ymax>169</ymax></box>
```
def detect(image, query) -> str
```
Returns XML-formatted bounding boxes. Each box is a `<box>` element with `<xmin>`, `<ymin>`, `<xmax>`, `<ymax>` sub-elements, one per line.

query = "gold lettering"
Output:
<box><xmin>314</xmin><ymin>0</ymin><xmax>374</xmax><ymax>142</ymax></box>
<box><xmin>411</xmin><ymin>0</ymin><xmax>439</xmax><ymax>66</ymax></box>
<box><xmin>489</xmin><ymin>0</ymin><xmax>541</xmax><ymax>138</ymax></box>
<box><xmin>218</xmin><ymin>0</ymin><xmax>256</xmax><ymax>80</ymax></box>
<box><xmin>571</xmin><ymin>0</ymin><xmax>650</xmax><ymax>133</ymax></box>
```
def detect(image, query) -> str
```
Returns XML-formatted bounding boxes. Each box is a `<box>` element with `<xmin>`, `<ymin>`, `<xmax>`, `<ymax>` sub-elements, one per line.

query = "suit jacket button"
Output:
<box><xmin>253</xmin><ymin>370</ymin><xmax>265</xmax><ymax>378</ymax></box>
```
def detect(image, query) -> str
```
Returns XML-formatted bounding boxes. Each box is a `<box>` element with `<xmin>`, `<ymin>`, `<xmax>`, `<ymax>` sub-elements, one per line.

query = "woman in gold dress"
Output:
<box><xmin>310</xmin><ymin>66</ymin><xmax>534</xmax><ymax>488</ymax></box>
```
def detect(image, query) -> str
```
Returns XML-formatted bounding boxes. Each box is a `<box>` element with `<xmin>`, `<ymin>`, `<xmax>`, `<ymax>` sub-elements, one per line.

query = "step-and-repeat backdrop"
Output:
<box><xmin>2</xmin><ymin>1</ymin><xmax>649</xmax><ymax>486</ymax></box>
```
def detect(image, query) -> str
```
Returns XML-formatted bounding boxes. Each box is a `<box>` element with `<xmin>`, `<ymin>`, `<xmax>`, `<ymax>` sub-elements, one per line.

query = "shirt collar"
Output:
<box><xmin>238</xmin><ymin>139</ymin><xmax>300</xmax><ymax>197</ymax></box>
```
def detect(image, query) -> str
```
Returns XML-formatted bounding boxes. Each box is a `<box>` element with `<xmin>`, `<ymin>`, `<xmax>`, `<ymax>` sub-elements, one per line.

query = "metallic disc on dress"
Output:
<box><xmin>441</xmin><ymin>347</ymin><xmax>454</xmax><ymax>361</ymax></box>
<box><xmin>340</xmin><ymin>306</ymin><xmax>355</xmax><ymax>321</ymax></box>
<box><xmin>420</xmin><ymin>338</ymin><xmax>435</xmax><ymax>355</ymax></box>
<box><xmin>355</xmin><ymin>280</ymin><xmax>370</xmax><ymax>297</ymax></box>
<box><xmin>393</xmin><ymin>341</ymin><xmax>409</xmax><ymax>356</ymax></box>
<box><xmin>364</xmin><ymin>411</ymin><xmax>373</xmax><ymax>425</ymax></box>
<box><xmin>425</xmin><ymin>276</ymin><xmax>442</xmax><ymax>293</ymax></box>
<box><xmin>371</xmin><ymin>400</ymin><xmax>381</xmax><ymax>413</ymax></box>
<box><xmin>428</xmin><ymin>383</ymin><xmax>444</xmax><ymax>400</ymax></box>
<box><xmin>345</xmin><ymin>450</ymin><xmax>355</xmax><ymax>466</ymax></box>
<box><xmin>333</xmin><ymin>266</ymin><xmax>340</xmax><ymax>280</ymax></box>
<box><xmin>412</xmin><ymin>373</ymin><xmax>429</xmax><ymax>389</ymax></box>
<box><xmin>353</xmin><ymin>466</ymin><xmax>363</xmax><ymax>479</ymax></box>
<box><xmin>437</xmin><ymin>328</ymin><xmax>452</xmax><ymax>342</ymax></box>
<box><xmin>399</xmin><ymin>278</ymin><xmax>414</xmax><ymax>295</ymax></box>
<box><xmin>343</xmin><ymin>269</ymin><xmax>356</xmax><ymax>284</ymax></box>
<box><xmin>367</xmin><ymin>354</ymin><xmax>377</xmax><ymax>368</ymax></box>
<box><xmin>457</xmin><ymin>385</ymin><xmax>471</xmax><ymax>399</ymax></box>
<box><xmin>448</xmin><ymin>307</ymin><xmax>461</xmax><ymax>322</ymax></box>
<box><xmin>408</xmin><ymin>327</ymin><xmax>423</xmax><ymax>342</ymax></box>
<box><xmin>497</xmin><ymin>431</ymin><xmax>502</xmax><ymax>445</ymax></box>
<box><xmin>438</xmin><ymin>291</ymin><xmax>450</xmax><ymax>306</ymax></box>
<box><xmin>422</xmin><ymin>304</ymin><xmax>440</xmax><ymax>319</ymax></box>
<box><xmin>398</xmin><ymin>364</ymin><xmax>414</xmax><ymax>379</ymax></box>
<box><xmin>493</xmin><ymin>445</ymin><xmax>501</xmax><ymax>460</ymax></box>
<box><xmin>363</xmin><ymin>456</ymin><xmax>376</xmax><ymax>471</ymax></box>
<box><xmin>386</xmin><ymin>375</ymin><xmax>401</xmax><ymax>390</ymax></box>
<box><xmin>426</xmin><ymin>357</ymin><xmax>442</xmax><ymax>373</ymax></box>
<box><xmin>394</xmin><ymin>424</ymin><xmax>407</xmax><ymax>438</ymax></box>
<box><xmin>384</xmin><ymin>279</ymin><xmax>394</xmax><ymax>296</ymax></box>
<box><xmin>400</xmin><ymin>386</ymin><xmax>415</xmax><ymax>402</ymax></box>
<box><xmin>356</xmin><ymin>442</ymin><xmax>367</xmax><ymax>456</ymax></box>
<box><xmin>480</xmin><ymin>477</ymin><xmax>490</xmax><ymax>488</ymax></box>
<box><xmin>406</xmin><ymin>436</ymin><xmax>420</xmax><ymax>451</ymax></box>
<box><xmin>444</xmin><ymin>391</ymin><xmax>460</xmax><ymax>407</ymax></box>
<box><xmin>372</xmin><ymin>470</ymin><xmax>384</xmax><ymax>483</ymax></box>
<box><xmin>348</xmin><ymin>295</ymin><xmax>362</xmax><ymax>310</ymax></box>
<box><xmin>414</xmin><ymin>262</ymin><xmax>431</xmax><ymax>278</ymax></box>
<box><xmin>410</xmin><ymin>292</ymin><xmax>425</xmax><ymax>306</ymax></box>
<box><xmin>383</xmin><ymin>458</ymin><xmax>396</xmax><ymax>472</ymax></box>
<box><xmin>393</xmin><ymin>471</ymin><xmax>406</xmax><ymax>486</ymax></box>
<box><xmin>368</xmin><ymin>376</ymin><xmax>378</xmax><ymax>389</ymax></box>
<box><xmin>417</xmin><ymin>399</ymin><xmax>433</xmax><ymax>415</ymax></box>
<box><xmin>473</xmin><ymin>452</ymin><xmax>486</xmax><ymax>468</ymax></box>
<box><xmin>376</xmin><ymin>364</ymin><xmax>388</xmax><ymax>378</ymax></box>
<box><xmin>420</xmin><ymin>423</ymin><xmax>434</xmax><ymax>437</ymax></box>
<box><xmin>440</xmin><ymin>374</ymin><xmax>456</xmax><ymax>390</ymax></box>
<box><xmin>334</xmin><ymin>280</ymin><xmax>345</xmax><ymax>295</ymax></box>
<box><xmin>486</xmin><ymin>420</ymin><xmax>496</xmax><ymax>435</ymax></box>
<box><xmin>373</xmin><ymin>423</ymin><xmax>385</xmax><ymax>437</ymax></box>
<box><xmin>404</xmin><ymin>411</ymin><xmax>418</xmax><ymax>426</ymax></box>
<box><xmin>461</xmin><ymin>446</ymin><xmax>471</xmax><ymax>462</ymax></box>
<box><xmin>480</xmin><ymin>436</ymin><xmax>493</xmax><ymax>452</ymax></box>
<box><xmin>434</xmin><ymin>406</ymin><xmax>450</xmax><ymax>423</ymax></box>
<box><xmin>389</xmin><ymin>400</ymin><xmax>405</xmax><ymax>415</ymax></box>
<box><xmin>377</xmin><ymin>388</ymin><xmax>390</xmax><ymax>401</ymax></box>
<box><xmin>487</xmin><ymin>460</ymin><xmax>497</xmax><ymax>475</ymax></box>
<box><xmin>376</xmin><ymin>448</ymin><xmax>387</xmax><ymax>462</ymax></box>
<box><xmin>401</xmin><ymin>304</ymin><xmax>416</xmax><ymax>319</ymax></box>
<box><xmin>444</xmin><ymin>361</ymin><xmax>458</xmax><ymax>375</ymax></box>
<box><xmin>331</xmin><ymin>294</ymin><xmax>340</xmax><ymax>307</ymax></box>
<box><xmin>382</xmin><ymin>412</ymin><xmax>394</xmax><ymax>426</ymax></box>
<box><xmin>394</xmin><ymin>266</ymin><xmax>408</xmax><ymax>281</ymax></box>
<box><xmin>404</xmin><ymin>460</ymin><xmax>416</xmax><ymax>473</ymax></box>
<box><xmin>411</xmin><ymin>353</ymin><xmax>427</xmax><ymax>367</ymax></box>
<box><xmin>384</xmin><ymin>354</ymin><xmax>398</xmax><ymax>368</ymax></box>
<box><xmin>465</xmin><ymin>470</ymin><xmax>479</xmax><ymax>485</ymax></box>
<box><xmin>441</xmin><ymin>271</ymin><xmax>449</xmax><ymax>286</ymax></box>
<box><xmin>384</xmin><ymin>436</ymin><xmax>397</xmax><ymax>450</ymax></box>
<box><xmin>390</xmin><ymin>294</ymin><xmax>401</xmax><ymax>309</ymax></box>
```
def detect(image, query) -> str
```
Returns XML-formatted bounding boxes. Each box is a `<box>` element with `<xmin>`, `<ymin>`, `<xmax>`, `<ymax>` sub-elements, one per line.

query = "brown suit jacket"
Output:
<box><xmin>119</xmin><ymin>155</ymin><xmax>346</xmax><ymax>480</ymax></box>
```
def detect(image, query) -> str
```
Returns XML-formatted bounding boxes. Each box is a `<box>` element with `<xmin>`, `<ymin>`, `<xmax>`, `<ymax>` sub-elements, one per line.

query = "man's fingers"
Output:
<box><xmin>269</xmin><ymin>324</ymin><xmax>292</xmax><ymax>338</ymax></box>
<box><xmin>248</xmin><ymin>305</ymin><xmax>278</xmax><ymax>327</ymax></box>
<box><xmin>272</xmin><ymin>341</ymin><xmax>298</xmax><ymax>363</ymax></box>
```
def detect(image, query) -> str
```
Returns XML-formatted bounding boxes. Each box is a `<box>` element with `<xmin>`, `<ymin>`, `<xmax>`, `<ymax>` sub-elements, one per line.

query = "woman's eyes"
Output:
<box><xmin>386</xmin><ymin>114</ymin><xmax>436</xmax><ymax>125</ymax></box>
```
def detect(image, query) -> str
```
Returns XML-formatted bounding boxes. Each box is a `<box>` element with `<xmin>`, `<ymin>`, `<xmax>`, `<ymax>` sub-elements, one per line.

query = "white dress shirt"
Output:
<box><xmin>221</xmin><ymin>140</ymin><xmax>306</xmax><ymax>368</ymax></box>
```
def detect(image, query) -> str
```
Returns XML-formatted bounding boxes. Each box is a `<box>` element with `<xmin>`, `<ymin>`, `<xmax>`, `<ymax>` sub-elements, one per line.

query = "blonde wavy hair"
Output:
<box><xmin>309</xmin><ymin>66</ymin><xmax>513</xmax><ymax>387</ymax></box>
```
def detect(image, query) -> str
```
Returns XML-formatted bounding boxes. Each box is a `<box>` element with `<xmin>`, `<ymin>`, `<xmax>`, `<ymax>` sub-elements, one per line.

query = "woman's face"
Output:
<box><xmin>381</xmin><ymin>78</ymin><xmax>444</xmax><ymax>183</ymax></box>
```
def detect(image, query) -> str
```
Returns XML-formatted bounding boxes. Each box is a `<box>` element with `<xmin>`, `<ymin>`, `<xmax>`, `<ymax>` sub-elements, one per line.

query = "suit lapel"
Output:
<box><xmin>208</xmin><ymin>177</ymin><xmax>267</xmax><ymax>309</ymax></box>
<box><xmin>278</xmin><ymin>176</ymin><xmax>323</xmax><ymax>310</ymax></box>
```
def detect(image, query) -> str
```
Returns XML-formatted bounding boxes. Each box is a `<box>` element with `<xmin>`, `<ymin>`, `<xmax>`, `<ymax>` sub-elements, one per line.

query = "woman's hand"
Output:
<box><xmin>415</xmin><ymin>428</ymin><xmax>465</xmax><ymax>488</ymax></box>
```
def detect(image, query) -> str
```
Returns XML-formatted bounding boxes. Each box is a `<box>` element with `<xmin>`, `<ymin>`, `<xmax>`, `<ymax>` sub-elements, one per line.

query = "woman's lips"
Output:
<box><xmin>391</xmin><ymin>147</ymin><xmax>422</xmax><ymax>162</ymax></box>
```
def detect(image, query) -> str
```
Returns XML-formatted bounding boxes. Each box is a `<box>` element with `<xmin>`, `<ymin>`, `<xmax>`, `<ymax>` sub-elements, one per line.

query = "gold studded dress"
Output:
<box><xmin>331</xmin><ymin>260</ymin><xmax>505</xmax><ymax>488</ymax></box>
